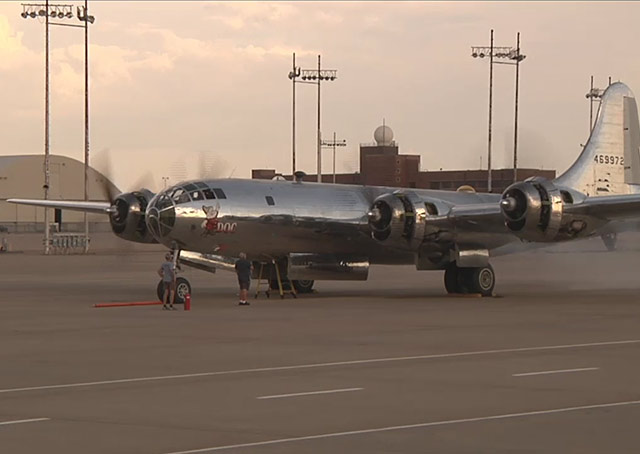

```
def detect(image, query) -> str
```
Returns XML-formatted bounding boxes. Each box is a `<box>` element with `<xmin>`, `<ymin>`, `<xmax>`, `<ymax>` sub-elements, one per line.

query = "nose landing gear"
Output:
<box><xmin>444</xmin><ymin>262</ymin><xmax>495</xmax><ymax>297</ymax></box>
<box><xmin>157</xmin><ymin>277</ymin><xmax>192</xmax><ymax>304</ymax></box>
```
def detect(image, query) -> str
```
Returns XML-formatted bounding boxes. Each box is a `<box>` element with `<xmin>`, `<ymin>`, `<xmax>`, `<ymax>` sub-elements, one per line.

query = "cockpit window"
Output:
<box><xmin>170</xmin><ymin>188</ymin><xmax>185</xmax><ymax>202</ymax></box>
<box><xmin>190</xmin><ymin>190</ymin><xmax>204</xmax><ymax>201</ymax></box>
<box><xmin>183</xmin><ymin>183</ymin><xmax>198</xmax><ymax>192</ymax></box>
<box><xmin>202</xmin><ymin>188</ymin><xmax>216</xmax><ymax>199</ymax></box>
<box><xmin>156</xmin><ymin>194</ymin><xmax>172</xmax><ymax>210</ymax></box>
<box><xmin>213</xmin><ymin>188</ymin><xmax>227</xmax><ymax>199</ymax></box>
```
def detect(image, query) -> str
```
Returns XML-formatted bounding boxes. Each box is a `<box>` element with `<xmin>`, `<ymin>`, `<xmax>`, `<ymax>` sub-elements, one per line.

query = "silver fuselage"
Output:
<box><xmin>147</xmin><ymin>179</ymin><xmax>509</xmax><ymax>267</ymax></box>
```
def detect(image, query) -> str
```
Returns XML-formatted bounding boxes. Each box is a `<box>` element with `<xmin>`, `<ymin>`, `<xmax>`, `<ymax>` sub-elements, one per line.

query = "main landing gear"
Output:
<box><xmin>444</xmin><ymin>262</ymin><xmax>495</xmax><ymax>297</ymax></box>
<box><xmin>157</xmin><ymin>277</ymin><xmax>192</xmax><ymax>304</ymax></box>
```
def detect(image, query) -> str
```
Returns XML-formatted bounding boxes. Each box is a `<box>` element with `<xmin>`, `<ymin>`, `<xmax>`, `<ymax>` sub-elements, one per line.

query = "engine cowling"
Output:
<box><xmin>109</xmin><ymin>190</ymin><xmax>156</xmax><ymax>243</ymax></box>
<box><xmin>367</xmin><ymin>192</ymin><xmax>426</xmax><ymax>250</ymax></box>
<box><xmin>500</xmin><ymin>178</ymin><xmax>565</xmax><ymax>242</ymax></box>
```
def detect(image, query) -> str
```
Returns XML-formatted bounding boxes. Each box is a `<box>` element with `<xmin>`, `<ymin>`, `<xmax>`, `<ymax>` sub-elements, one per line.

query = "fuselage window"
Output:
<box><xmin>265</xmin><ymin>196</ymin><xmax>275</xmax><ymax>206</ymax></box>
<box><xmin>202</xmin><ymin>188</ymin><xmax>216</xmax><ymax>200</ymax></box>
<box><xmin>213</xmin><ymin>188</ymin><xmax>227</xmax><ymax>199</ymax></box>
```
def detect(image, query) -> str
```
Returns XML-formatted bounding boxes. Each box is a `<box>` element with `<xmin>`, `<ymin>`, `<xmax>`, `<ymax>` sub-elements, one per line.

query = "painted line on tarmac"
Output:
<box><xmin>162</xmin><ymin>399</ymin><xmax>640</xmax><ymax>453</ymax></box>
<box><xmin>0</xmin><ymin>339</ymin><xmax>638</xmax><ymax>395</ymax></box>
<box><xmin>257</xmin><ymin>387</ymin><xmax>363</xmax><ymax>400</ymax></box>
<box><xmin>0</xmin><ymin>418</ymin><xmax>49</xmax><ymax>427</ymax></box>
<box><xmin>513</xmin><ymin>367</ymin><xmax>600</xmax><ymax>377</ymax></box>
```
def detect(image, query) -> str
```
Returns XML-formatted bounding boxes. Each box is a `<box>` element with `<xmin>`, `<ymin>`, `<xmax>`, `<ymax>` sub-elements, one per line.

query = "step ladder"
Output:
<box><xmin>254</xmin><ymin>259</ymin><xmax>297</xmax><ymax>299</ymax></box>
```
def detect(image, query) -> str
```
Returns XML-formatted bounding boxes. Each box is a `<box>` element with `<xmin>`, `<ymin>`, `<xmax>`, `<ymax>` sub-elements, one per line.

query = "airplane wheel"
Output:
<box><xmin>174</xmin><ymin>277</ymin><xmax>191</xmax><ymax>304</ymax></box>
<box><xmin>601</xmin><ymin>233</ymin><xmax>617</xmax><ymax>252</ymax></box>
<box><xmin>463</xmin><ymin>265</ymin><xmax>495</xmax><ymax>297</ymax></box>
<box><xmin>444</xmin><ymin>263</ymin><xmax>460</xmax><ymax>294</ymax></box>
<box><xmin>293</xmin><ymin>280</ymin><xmax>314</xmax><ymax>293</ymax></box>
<box><xmin>157</xmin><ymin>279</ymin><xmax>191</xmax><ymax>304</ymax></box>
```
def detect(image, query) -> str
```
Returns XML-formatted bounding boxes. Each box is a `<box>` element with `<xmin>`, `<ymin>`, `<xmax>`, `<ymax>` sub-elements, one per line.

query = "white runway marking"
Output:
<box><xmin>513</xmin><ymin>367</ymin><xmax>600</xmax><ymax>377</ymax></box>
<box><xmin>0</xmin><ymin>418</ymin><xmax>49</xmax><ymax>427</ymax></box>
<box><xmin>162</xmin><ymin>399</ymin><xmax>640</xmax><ymax>453</ymax></box>
<box><xmin>257</xmin><ymin>387</ymin><xmax>362</xmax><ymax>400</ymax></box>
<box><xmin>0</xmin><ymin>339</ymin><xmax>637</xmax><ymax>394</ymax></box>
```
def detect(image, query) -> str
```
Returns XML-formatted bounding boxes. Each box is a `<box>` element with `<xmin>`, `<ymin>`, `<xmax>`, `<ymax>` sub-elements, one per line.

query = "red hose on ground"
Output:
<box><xmin>94</xmin><ymin>301</ymin><xmax>162</xmax><ymax>308</ymax></box>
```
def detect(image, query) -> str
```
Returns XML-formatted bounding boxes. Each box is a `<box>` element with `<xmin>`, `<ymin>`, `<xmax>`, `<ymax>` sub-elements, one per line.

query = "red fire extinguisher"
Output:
<box><xmin>184</xmin><ymin>293</ymin><xmax>191</xmax><ymax>311</ymax></box>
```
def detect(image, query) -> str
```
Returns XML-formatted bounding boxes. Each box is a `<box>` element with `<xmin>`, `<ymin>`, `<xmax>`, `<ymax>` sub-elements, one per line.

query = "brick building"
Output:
<box><xmin>253</xmin><ymin>124</ymin><xmax>555</xmax><ymax>193</ymax></box>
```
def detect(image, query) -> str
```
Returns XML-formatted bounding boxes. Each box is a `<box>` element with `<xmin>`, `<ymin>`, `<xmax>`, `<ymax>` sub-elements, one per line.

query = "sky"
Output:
<box><xmin>1</xmin><ymin>1</ymin><xmax>640</xmax><ymax>192</ymax></box>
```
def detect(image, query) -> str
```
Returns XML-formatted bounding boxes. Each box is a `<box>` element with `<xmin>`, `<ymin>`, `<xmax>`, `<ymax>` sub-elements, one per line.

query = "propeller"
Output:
<box><xmin>197</xmin><ymin>151</ymin><xmax>230</xmax><ymax>180</ymax></box>
<box><xmin>94</xmin><ymin>149</ymin><xmax>155</xmax><ymax>204</ymax></box>
<box><xmin>93</xmin><ymin>149</ymin><xmax>119</xmax><ymax>204</ymax></box>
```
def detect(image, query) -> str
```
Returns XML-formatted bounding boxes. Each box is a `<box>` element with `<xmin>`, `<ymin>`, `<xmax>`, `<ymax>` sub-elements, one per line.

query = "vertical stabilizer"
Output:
<box><xmin>555</xmin><ymin>82</ymin><xmax>640</xmax><ymax>195</ymax></box>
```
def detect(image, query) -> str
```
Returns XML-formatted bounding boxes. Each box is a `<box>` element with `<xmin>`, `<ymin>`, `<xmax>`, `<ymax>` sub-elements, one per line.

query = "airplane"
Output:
<box><xmin>9</xmin><ymin>82</ymin><xmax>640</xmax><ymax>301</ymax></box>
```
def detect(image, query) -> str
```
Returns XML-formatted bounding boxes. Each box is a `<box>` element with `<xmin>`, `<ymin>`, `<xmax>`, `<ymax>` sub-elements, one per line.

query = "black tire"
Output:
<box><xmin>157</xmin><ymin>280</ymin><xmax>164</xmax><ymax>302</ymax></box>
<box><xmin>467</xmin><ymin>265</ymin><xmax>495</xmax><ymax>297</ymax></box>
<box><xmin>174</xmin><ymin>277</ymin><xmax>191</xmax><ymax>304</ymax></box>
<box><xmin>601</xmin><ymin>233</ymin><xmax>617</xmax><ymax>252</ymax></box>
<box><xmin>444</xmin><ymin>263</ymin><xmax>460</xmax><ymax>294</ymax></box>
<box><xmin>292</xmin><ymin>279</ymin><xmax>314</xmax><ymax>293</ymax></box>
<box><xmin>157</xmin><ymin>278</ymin><xmax>190</xmax><ymax>304</ymax></box>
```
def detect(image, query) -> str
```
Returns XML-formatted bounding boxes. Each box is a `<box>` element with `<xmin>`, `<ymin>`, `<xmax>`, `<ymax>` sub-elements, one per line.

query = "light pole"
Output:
<box><xmin>21</xmin><ymin>2</ymin><xmax>77</xmax><ymax>254</ymax></box>
<box><xmin>471</xmin><ymin>31</ymin><xmax>526</xmax><ymax>188</ymax></box>
<box><xmin>288</xmin><ymin>53</ymin><xmax>300</xmax><ymax>176</ymax></box>
<box><xmin>78</xmin><ymin>1</ymin><xmax>95</xmax><ymax>252</ymax></box>
<box><xmin>288</xmin><ymin>53</ymin><xmax>337</xmax><ymax>182</ymax></box>
<box><xmin>321</xmin><ymin>132</ymin><xmax>347</xmax><ymax>183</ymax></box>
<box><xmin>162</xmin><ymin>177</ymin><xmax>170</xmax><ymax>189</ymax></box>
<box><xmin>586</xmin><ymin>76</ymin><xmax>605</xmax><ymax>134</ymax></box>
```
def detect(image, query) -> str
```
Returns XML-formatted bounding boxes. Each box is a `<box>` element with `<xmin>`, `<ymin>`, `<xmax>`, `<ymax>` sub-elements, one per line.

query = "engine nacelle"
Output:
<box><xmin>500</xmin><ymin>178</ymin><xmax>565</xmax><ymax>242</ymax></box>
<box><xmin>109</xmin><ymin>190</ymin><xmax>156</xmax><ymax>243</ymax></box>
<box><xmin>367</xmin><ymin>192</ymin><xmax>427</xmax><ymax>250</ymax></box>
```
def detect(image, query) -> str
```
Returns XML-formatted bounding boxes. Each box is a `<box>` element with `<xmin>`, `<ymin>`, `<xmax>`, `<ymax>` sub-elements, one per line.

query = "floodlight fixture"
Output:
<box><xmin>471</xmin><ymin>31</ymin><xmax>526</xmax><ymax>187</ymax></box>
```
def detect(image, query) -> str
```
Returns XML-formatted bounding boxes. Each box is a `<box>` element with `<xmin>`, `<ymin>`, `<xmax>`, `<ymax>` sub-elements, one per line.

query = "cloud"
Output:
<box><xmin>0</xmin><ymin>14</ymin><xmax>39</xmax><ymax>70</ymax></box>
<box><xmin>205</xmin><ymin>3</ymin><xmax>297</xmax><ymax>30</ymax></box>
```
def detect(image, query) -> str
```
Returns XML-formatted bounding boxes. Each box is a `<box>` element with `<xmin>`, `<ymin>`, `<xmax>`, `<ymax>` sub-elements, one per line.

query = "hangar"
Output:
<box><xmin>0</xmin><ymin>155</ymin><xmax>115</xmax><ymax>232</ymax></box>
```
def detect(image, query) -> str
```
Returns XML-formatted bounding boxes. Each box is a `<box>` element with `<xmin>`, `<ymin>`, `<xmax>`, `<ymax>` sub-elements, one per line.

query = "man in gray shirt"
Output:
<box><xmin>157</xmin><ymin>252</ymin><xmax>176</xmax><ymax>310</ymax></box>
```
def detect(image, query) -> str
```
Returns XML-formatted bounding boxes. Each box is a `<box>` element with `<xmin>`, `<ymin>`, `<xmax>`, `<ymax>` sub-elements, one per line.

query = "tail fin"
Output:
<box><xmin>554</xmin><ymin>82</ymin><xmax>640</xmax><ymax>195</ymax></box>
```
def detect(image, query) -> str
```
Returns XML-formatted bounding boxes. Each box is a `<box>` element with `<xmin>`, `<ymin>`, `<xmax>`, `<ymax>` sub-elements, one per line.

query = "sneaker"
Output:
<box><xmin>162</xmin><ymin>305</ymin><xmax>168</xmax><ymax>310</ymax></box>
<box><xmin>169</xmin><ymin>306</ymin><xmax>177</xmax><ymax>310</ymax></box>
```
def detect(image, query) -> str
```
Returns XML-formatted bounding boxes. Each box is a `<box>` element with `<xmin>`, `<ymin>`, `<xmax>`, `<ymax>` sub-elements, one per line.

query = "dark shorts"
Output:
<box><xmin>238</xmin><ymin>279</ymin><xmax>250</xmax><ymax>290</ymax></box>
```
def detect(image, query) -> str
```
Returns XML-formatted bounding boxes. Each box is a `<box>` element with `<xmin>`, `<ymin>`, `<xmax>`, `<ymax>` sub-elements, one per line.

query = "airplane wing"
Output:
<box><xmin>563</xmin><ymin>194</ymin><xmax>640</xmax><ymax>220</ymax></box>
<box><xmin>6</xmin><ymin>199</ymin><xmax>112</xmax><ymax>214</ymax></box>
<box><xmin>452</xmin><ymin>194</ymin><xmax>640</xmax><ymax>227</ymax></box>
<box><xmin>447</xmin><ymin>192</ymin><xmax>640</xmax><ymax>239</ymax></box>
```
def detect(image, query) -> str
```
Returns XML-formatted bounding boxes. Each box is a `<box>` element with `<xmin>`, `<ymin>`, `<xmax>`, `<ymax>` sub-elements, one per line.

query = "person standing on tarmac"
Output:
<box><xmin>235</xmin><ymin>252</ymin><xmax>253</xmax><ymax>306</ymax></box>
<box><xmin>158</xmin><ymin>252</ymin><xmax>177</xmax><ymax>310</ymax></box>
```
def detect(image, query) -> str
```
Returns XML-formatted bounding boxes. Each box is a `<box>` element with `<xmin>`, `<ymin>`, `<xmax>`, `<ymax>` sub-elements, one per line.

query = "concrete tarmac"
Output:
<box><xmin>1</xmin><ymin>234</ymin><xmax>640</xmax><ymax>453</ymax></box>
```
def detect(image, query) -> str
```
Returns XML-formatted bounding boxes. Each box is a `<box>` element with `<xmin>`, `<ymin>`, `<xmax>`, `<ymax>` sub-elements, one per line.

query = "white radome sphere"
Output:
<box><xmin>374</xmin><ymin>125</ymin><xmax>394</xmax><ymax>145</ymax></box>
